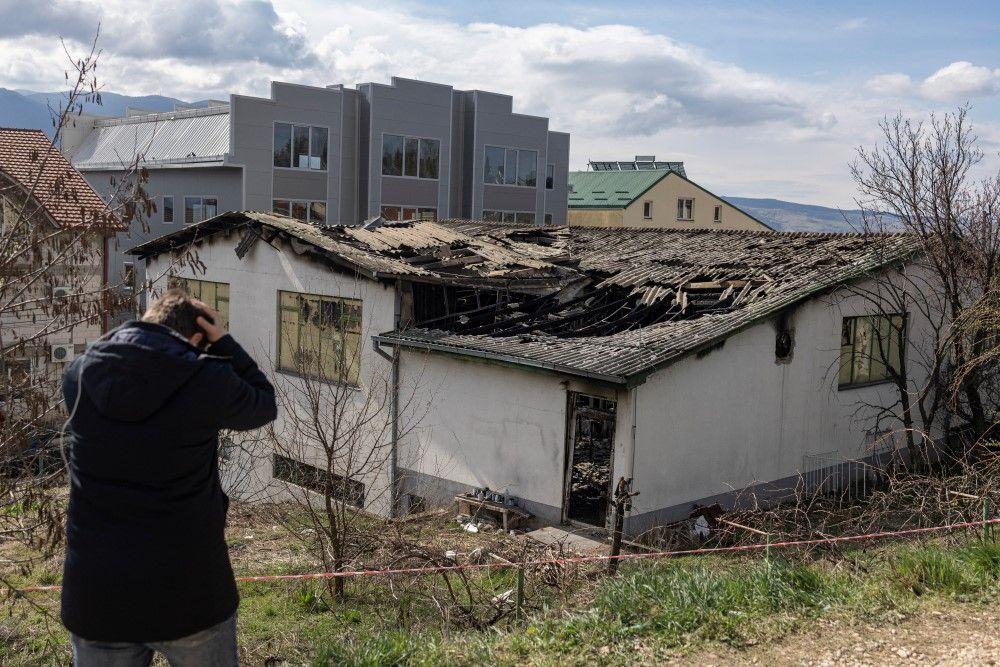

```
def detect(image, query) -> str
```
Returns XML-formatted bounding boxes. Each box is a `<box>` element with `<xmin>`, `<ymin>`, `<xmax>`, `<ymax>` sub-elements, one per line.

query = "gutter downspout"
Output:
<box><xmin>373</xmin><ymin>340</ymin><xmax>400</xmax><ymax>518</ymax></box>
<box><xmin>629</xmin><ymin>385</ymin><xmax>638</xmax><ymax>484</ymax></box>
<box><xmin>373</xmin><ymin>280</ymin><xmax>403</xmax><ymax>518</ymax></box>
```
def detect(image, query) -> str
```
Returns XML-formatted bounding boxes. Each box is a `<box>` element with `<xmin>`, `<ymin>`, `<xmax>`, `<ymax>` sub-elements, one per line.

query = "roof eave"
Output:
<box><xmin>373</xmin><ymin>332</ymin><xmax>627</xmax><ymax>385</ymax></box>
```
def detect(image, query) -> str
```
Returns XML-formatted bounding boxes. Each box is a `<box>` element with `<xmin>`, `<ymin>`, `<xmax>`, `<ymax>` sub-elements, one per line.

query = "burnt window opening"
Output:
<box><xmin>567</xmin><ymin>393</ymin><xmax>617</xmax><ymax>527</ymax></box>
<box><xmin>412</xmin><ymin>283</ymin><xmax>505</xmax><ymax>329</ymax></box>
<box><xmin>273</xmin><ymin>454</ymin><xmax>365</xmax><ymax>507</ymax></box>
<box><xmin>775</xmin><ymin>312</ymin><xmax>794</xmax><ymax>362</ymax></box>
<box><xmin>423</xmin><ymin>277</ymin><xmax>744</xmax><ymax>340</ymax></box>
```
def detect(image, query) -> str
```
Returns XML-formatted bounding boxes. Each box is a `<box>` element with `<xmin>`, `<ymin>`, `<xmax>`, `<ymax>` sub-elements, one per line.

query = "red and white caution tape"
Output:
<box><xmin>17</xmin><ymin>517</ymin><xmax>1000</xmax><ymax>594</ymax></box>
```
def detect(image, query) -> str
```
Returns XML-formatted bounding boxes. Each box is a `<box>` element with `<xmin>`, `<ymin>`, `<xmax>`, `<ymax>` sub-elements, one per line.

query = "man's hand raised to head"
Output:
<box><xmin>192</xmin><ymin>299</ymin><xmax>228</xmax><ymax>347</ymax></box>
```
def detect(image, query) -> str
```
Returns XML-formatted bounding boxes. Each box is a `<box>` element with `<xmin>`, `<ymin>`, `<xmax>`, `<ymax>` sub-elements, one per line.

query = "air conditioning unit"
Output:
<box><xmin>52</xmin><ymin>286</ymin><xmax>72</xmax><ymax>299</ymax></box>
<box><xmin>51</xmin><ymin>344</ymin><xmax>75</xmax><ymax>363</ymax></box>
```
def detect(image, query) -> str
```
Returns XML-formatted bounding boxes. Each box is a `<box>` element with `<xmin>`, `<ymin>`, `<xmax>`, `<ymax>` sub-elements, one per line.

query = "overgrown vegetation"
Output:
<box><xmin>5</xmin><ymin>507</ymin><xmax>1000</xmax><ymax>666</ymax></box>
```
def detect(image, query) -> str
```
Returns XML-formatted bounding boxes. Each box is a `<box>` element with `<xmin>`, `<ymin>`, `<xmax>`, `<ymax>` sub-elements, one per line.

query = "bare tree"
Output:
<box><xmin>0</xmin><ymin>30</ymin><xmax>153</xmax><ymax>567</ymax></box>
<box><xmin>850</xmin><ymin>107</ymin><xmax>1000</xmax><ymax>459</ymax></box>
<box><xmin>265</xmin><ymin>294</ymin><xmax>428</xmax><ymax>600</ymax></box>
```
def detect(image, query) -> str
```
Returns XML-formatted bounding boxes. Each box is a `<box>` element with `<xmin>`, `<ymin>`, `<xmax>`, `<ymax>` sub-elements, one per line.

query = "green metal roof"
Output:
<box><xmin>567</xmin><ymin>170</ymin><xmax>671</xmax><ymax>208</ymax></box>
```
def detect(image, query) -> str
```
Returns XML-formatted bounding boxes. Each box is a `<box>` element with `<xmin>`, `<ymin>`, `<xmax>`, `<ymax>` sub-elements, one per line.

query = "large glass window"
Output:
<box><xmin>504</xmin><ymin>149</ymin><xmax>517</xmax><ymax>185</ymax></box>
<box><xmin>382</xmin><ymin>134</ymin><xmax>403</xmax><ymax>176</ymax></box>
<box><xmin>382</xmin><ymin>134</ymin><xmax>440</xmax><ymax>180</ymax></box>
<box><xmin>484</xmin><ymin>146</ymin><xmax>505</xmax><ymax>184</ymax></box>
<box><xmin>183</xmin><ymin>196</ymin><xmax>218</xmax><ymax>224</ymax></box>
<box><xmin>293</xmin><ymin>125</ymin><xmax>310</xmax><ymax>169</ymax></box>
<box><xmin>517</xmin><ymin>150</ymin><xmax>537</xmax><ymax>187</ymax></box>
<box><xmin>838</xmin><ymin>314</ymin><xmax>905</xmax><ymax>388</ymax></box>
<box><xmin>309</xmin><ymin>201</ymin><xmax>327</xmax><ymax>225</ymax></box>
<box><xmin>273</xmin><ymin>199</ymin><xmax>326</xmax><ymax>225</ymax></box>
<box><xmin>419</xmin><ymin>138</ymin><xmax>440</xmax><ymax>179</ymax></box>
<box><xmin>171</xmin><ymin>277</ymin><xmax>230</xmax><ymax>329</ymax></box>
<box><xmin>485</xmin><ymin>146</ymin><xmax>539</xmax><ymax>187</ymax></box>
<box><xmin>404</xmin><ymin>137</ymin><xmax>419</xmax><ymax>177</ymax></box>
<box><xmin>380</xmin><ymin>205</ymin><xmax>436</xmax><ymax>222</ymax></box>
<box><xmin>482</xmin><ymin>209</ymin><xmax>534</xmax><ymax>224</ymax></box>
<box><xmin>272</xmin><ymin>199</ymin><xmax>290</xmax><ymax>217</ymax></box>
<box><xmin>277</xmin><ymin>291</ymin><xmax>363</xmax><ymax>385</ymax></box>
<box><xmin>274</xmin><ymin>122</ymin><xmax>327</xmax><ymax>171</ymax></box>
<box><xmin>309</xmin><ymin>126</ymin><xmax>328</xmax><ymax>170</ymax></box>
<box><xmin>273</xmin><ymin>123</ymin><xmax>292</xmax><ymax>168</ymax></box>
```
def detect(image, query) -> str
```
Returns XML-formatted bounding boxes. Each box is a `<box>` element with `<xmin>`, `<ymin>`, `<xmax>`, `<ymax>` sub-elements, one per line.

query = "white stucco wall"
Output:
<box><xmin>627</xmin><ymin>277</ymin><xmax>936</xmax><ymax>522</ymax></box>
<box><xmin>397</xmin><ymin>353</ymin><xmax>626</xmax><ymax>521</ymax></box>
<box><xmin>145</xmin><ymin>233</ymin><xmax>397</xmax><ymax>513</ymax></box>
<box><xmin>397</xmin><ymin>272</ymin><xmax>938</xmax><ymax>528</ymax></box>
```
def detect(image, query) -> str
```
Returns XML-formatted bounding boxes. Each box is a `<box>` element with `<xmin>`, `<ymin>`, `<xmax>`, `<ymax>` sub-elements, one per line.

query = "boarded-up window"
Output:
<box><xmin>171</xmin><ymin>277</ymin><xmax>230</xmax><ymax>330</ymax></box>
<box><xmin>839</xmin><ymin>314</ymin><xmax>905</xmax><ymax>388</ymax></box>
<box><xmin>273</xmin><ymin>454</ymin><xmax>365</xmax><ymax>506</ymax></box>
<box><xmin>277</xmin><ymin>291</ymin><xmax>362</xmax><ymax>385</ymax></box>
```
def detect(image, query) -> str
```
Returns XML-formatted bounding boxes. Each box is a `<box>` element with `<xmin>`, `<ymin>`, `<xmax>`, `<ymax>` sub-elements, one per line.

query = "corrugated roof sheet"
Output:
<box><xmin>377</xmin><ymin>224</ymin><xmax>922</xmax><ymax>383</ymax></box>
<box><xmin>129</xmin><ymin>212</ymin><xmax>573</xmax><ymax>289</ymax></box>
<box><xmin>567</xmin><ymin>170</ymin><xmax>670</xmax><ymax>208</ymax></box>
<box><xmin>70</xmin><ymin>107</ymin><xmax>230</xmax><ymax>170</ymax></box>
<box><xmin>0</xmin><ymin>128</ymin><xmax>119</xmax><ymax>229</ymax></box>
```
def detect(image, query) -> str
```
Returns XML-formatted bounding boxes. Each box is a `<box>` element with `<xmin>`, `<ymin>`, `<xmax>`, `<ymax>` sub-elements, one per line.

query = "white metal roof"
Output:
<box><xmin>70</xmin><ymin>107</ymin><xmax>231</xmax><ymax>170</ymax></box>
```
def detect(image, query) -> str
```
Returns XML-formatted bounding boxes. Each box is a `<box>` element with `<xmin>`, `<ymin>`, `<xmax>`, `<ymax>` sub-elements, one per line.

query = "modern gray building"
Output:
<box><xmin>62</xmin><ymin>77</ymin><xmax>570</xmax><ymax>315</ymax></box>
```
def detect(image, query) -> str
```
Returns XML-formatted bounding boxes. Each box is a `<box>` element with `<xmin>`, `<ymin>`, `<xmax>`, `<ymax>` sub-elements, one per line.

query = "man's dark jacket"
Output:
<box><xmin>60</xmin><ymin>321</ymin><xmax>277</xmax><ymax>642</ymax></box>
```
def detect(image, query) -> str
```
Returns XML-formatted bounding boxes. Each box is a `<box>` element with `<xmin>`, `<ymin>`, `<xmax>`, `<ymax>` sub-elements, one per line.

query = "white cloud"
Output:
<box><xmin>866</xmin><ymin>62</ymin><xmax>1000</xmax><ymax>101</ymax></box>
<box><xmin>865</xmin><ymin>73</ymin><xmax>913</xmax><ymax>96</ymax></box>
<box><xmin>3</xmin><ymin>0</ymin><xmax>991</xmax><ymax>206</ymax></box>
<box><xmin>920</xmin><ymin>61</ymin><xmax>1000</xmax><ymax>100</ymax></box>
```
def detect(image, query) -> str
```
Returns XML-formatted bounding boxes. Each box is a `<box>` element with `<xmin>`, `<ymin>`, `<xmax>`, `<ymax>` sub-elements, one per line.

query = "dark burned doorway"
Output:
<box><xmin>565</xmin><ymin>393</ymin><xmax>617</xmax><ymax>527</ymax></box>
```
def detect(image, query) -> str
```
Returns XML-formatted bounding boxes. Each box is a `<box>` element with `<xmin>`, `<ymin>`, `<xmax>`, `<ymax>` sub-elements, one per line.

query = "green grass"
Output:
<box><xmin>5</xmin><ymin>538</ymin><xmax>1000</xmax><ymax>666</ymax></box>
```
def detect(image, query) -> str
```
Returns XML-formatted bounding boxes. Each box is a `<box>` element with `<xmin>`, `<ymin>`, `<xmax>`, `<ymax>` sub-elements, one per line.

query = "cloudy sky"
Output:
<box><xmin>1</xmin><ymin>0</ymin><xmax>998</xmax><ymax>206</ymax></box>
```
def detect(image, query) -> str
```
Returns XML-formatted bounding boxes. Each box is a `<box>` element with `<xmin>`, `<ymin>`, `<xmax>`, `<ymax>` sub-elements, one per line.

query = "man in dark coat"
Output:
<box><xmin>61</xmin><ymin>289</ymin><xmax>277</xmax><ymax>666</ymax></box>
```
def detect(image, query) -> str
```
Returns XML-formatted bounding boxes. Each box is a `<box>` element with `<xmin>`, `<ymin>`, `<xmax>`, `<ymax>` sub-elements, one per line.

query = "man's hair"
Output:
<box><xmin>141</xmin><ymin>289</ymin><xmax>209</xmax><ymax>339</ymax></box>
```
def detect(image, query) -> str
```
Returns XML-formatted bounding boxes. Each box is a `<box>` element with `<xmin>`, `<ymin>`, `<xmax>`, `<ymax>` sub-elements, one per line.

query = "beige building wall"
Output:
<box><xmin>569</xmin><ymin>173</ymin><xmax>770</xmax><ymax>231</ymax></box>
<box><xmin>566</xmin><ymin>209</ymin><xmax>623</xmax><ymax>227</ymax></box>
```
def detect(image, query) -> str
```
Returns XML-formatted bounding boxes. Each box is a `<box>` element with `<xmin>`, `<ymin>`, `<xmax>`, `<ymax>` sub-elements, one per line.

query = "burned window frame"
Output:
<box><xmin>276</xmin><ymin>290</ymin><xmax>363</xmax><ymax>386</ymax></box>
<box><xmin>838</xmin><ymin>313</ymin><xmax>906</xmax><ymax>389</ymax></box>
<box><xmin>170</xmin><ymin>276</ymin><xmax>231</xmax><ymax>330</ymax></box>
<box><xmin>273</xmin><ymin>454</ymin><xmax>365</xmax><ymax>507</ymax></box>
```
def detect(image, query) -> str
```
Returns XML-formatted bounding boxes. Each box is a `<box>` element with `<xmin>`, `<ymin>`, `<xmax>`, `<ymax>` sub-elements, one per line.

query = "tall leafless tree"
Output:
<box><xmin>265</xmin><ymin>300</ymin><xmax>428</xmax><ymax>600</ymax></box>
<box><xmin>0</xmin><ymin>29</ymin><xmax>199</xmax><ymax>600</ymax></box>
<box><xmin>850</xmin><ymin>107</ymin><xmax>1000</xmax><ymax>459</ymax></box>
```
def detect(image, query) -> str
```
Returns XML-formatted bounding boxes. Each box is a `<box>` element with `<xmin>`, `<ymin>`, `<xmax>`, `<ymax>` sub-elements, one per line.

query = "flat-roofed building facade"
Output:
<box><xmin>65</xmin><ymin>77</ymin><xmax>570</xmax><ymax>321</ymax></box>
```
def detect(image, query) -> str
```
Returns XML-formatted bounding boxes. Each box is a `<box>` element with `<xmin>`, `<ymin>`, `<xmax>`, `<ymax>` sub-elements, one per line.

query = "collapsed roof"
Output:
<box><xmin>378</xmin><ymin>221</ymin><xmax>921</xmax><ymax>384</ymax></box>
<box><xmin>130</xmin><ymin>212</ymin><xmax>920</xmax><ymax>385</ymax></box>
<box><xmin>128</xmin><ymin>211</ymin><xmax>574</xmax><ymax>291</ymax></box>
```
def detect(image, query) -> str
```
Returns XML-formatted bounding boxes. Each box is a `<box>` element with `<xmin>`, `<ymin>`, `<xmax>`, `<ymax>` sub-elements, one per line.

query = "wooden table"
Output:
<box><xmin>455</xmin><ymin>494</ymin><xmax>532</xmax><ymax>531</ymax></box>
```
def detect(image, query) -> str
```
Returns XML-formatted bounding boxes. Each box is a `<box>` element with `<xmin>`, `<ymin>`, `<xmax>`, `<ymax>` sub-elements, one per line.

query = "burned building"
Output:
<box><xmin>133</xmin><ymin>212</ymin><xmax>926</xmax><ymax>532</ymax></box>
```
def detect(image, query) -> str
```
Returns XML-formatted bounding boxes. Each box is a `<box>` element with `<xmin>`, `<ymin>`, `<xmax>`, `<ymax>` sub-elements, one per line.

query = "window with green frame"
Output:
<box><xmin>170</xmin><ymin>277</ymin><xmax>230</xmax><ymax>330</ymax></box>
<box><xmin>838</xmin><ymin>314</ymin><xmax>905</xmax><ymax>388</ymax></box>
<box><xmin>277</xmin><ymin>291</ymin><xmax>362</xmax><ymax>385</ymax></box>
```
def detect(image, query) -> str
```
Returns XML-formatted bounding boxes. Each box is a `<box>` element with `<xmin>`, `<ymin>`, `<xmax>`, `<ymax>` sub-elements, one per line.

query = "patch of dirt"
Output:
<box><xmin>686</xmin><ymin>603</ymin><xmax>1000</xmax><ymax>666</ymax></box>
